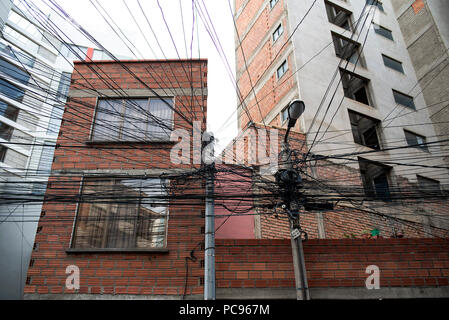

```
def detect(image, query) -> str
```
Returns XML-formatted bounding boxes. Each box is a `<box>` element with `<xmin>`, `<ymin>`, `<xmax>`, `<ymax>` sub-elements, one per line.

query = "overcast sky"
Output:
<box><xmin>31</xmin><ymin>0</ymin><xmax>238</xmax><ymax>152</ymax></box>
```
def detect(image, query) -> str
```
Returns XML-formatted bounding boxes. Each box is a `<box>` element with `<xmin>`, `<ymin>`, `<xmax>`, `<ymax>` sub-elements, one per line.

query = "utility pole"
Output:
<box><xmin>276</xmin><ymin>100</ymin><xmax>310</xmax><ymax>300</ymax></box>
<box><xmin>203</xmin><ymin>133</ymin><xmax>215</xmax><ymax>300</ymax></box>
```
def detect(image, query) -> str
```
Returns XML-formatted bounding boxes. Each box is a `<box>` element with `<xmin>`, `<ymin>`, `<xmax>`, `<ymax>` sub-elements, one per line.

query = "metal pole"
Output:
<box><xmin>204</xmin><ymin>135</ymin><xmax>215</xmax><ymax>300</ymax></box>
<box><xmin>280</xmin><ymin>141</ymin><xmax>310</xmax><ymax>300</ymax></box>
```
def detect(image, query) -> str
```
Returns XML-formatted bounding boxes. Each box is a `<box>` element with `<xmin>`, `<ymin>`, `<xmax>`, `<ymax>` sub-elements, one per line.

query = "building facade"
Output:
<box><xmin>0</xmin><ymin>2</ymin><xmax>123</xmax><ymax>299</ymax></box>
<box><xmin>232</xmin><ymin>0</ymin><xmax>449</xmax><ymax>239</ymax></box>
<box><xmin>23</xmin><ymin>58</ymin><xmax>208</xmax><ymax>299</ymax></box>
<box><xmin>391</xmin><ymin>0</ymin><xmax>449</xmax><ymax>167</ymax></box>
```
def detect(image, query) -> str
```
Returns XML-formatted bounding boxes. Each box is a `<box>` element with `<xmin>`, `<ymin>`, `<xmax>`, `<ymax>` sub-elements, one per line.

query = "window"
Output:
<box><xmin>366</xmin><ymin>0</ymin><xmax>384</xmax><ymax>12</ymax></box>
<box><xmin>270</xmin><ymin>0</ymin><xmax>279</xmax><ymax>9</ymax></box>
<box><xmin>393</xmin><ymin>90</ymin><xmax>415</xmax><ymax>110</ymax></box>
<box><xmin>0</xmin><ymin>103</ymin><xmax>19</xmax><ymax>122</ymax></box>
<box><xmin>417</xmin><ymin>175</ymin><xmax>441</xmax><ymax>194</ymax></box>
<box><xmin>281</xmin><ymin>107</ymin><xmax>289</xmax><ymax>123</ymax></box>
<box><xmin>404</xmin><ymin>130</ymin><xmax>427</xmax><ymax>151</ymax></box>
<box><xmin>71</xmin><ymin>177</ymin><xmax>169</xmax><ymax>250</ymax></box>
<box><xmin>56</xmin><ymin>72</ymin><xmax>71</xmax><ymax>100</ymax></box>
<box><xmin>276</xmin><ymin>60</ymin><xmax>288</xmax><ymax>79</ymax></box>
<box><xmin>91</xmin><ymin>98</ymin><xmax>174</xmax><ymax>142</ymax></box>
<box><xmin>332</xmin><ymin>33</ymin><xmax>365</xmax><ymax>67</ymax></box>
<box><xmin>348</xmin><ymin>110</ymin><xmax>381</xmax><ymax>149</ymax></box>
<box><xmin>0</xmin><ymin>122</ymin><xmax>14</xmax><ymax>141</ymax></box>
<box><xmin>272</xmin><ymin>23</ymin><xmax>283</xmax><ymax>43</ymax></box>
<box><xmin>0</xmin><ymin>79</ymin><xmax>25</xmax><ymax>102</ymax></box>
<box><xmin>325</xmin><ymin>1</ymin><xmax>353</xmax><ymax>31</ymax></box>
<box><xmin>340</xmin><ymin>69</ymin><xmax>372</xmax><ymax>106</ymax></box>
<box><xmin>0</xmin><ymin>145</ymin><xmax>6</xmax><ymax>162</ymax></box>
<box><xmin>373</xmin><ymin>24</ymin><xmax>393</xmax><ymax>40</ymax></box>
<box><xmin>0</xmin><ymin>58</ymin><xmax>30</xmax><ymax>84</ymax></box>
<box><xmin>359</xmin><ymin>158</ymin><xmax>391</xmax><ymax>200</ymax></box>
<box><xmin>382</xmin><ymin>54</ymin><xmax>404</xmax><ymax>73</ymax></box>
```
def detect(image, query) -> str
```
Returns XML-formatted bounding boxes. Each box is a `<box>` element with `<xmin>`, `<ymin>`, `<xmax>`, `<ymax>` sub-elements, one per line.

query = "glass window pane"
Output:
<box><xmin>92</xmin><ymin>100</ymin><xmax>123</xmax><ymax>141</ymax></box>
<box><xmin>147</xmin><ymin>98</ymin><xmax>174</xmax><ymax>140</ymax></box>
<box><xmin>122</xmin><ymin>99</ymin><xmax>149</xmax><ymax>141</ymax></box>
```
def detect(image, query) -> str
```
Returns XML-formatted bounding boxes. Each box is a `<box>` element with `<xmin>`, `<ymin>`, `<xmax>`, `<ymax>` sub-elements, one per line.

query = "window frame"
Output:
<box><xmin>348</xmin><ymin>109</ymin><xmax>381</xmax><ymax>150</ymax></box>
<box><xmin>404</xmin><ymin>129</ymin><xmax>428</xmax><ymax>152</ymax></box>
<box><xmin>373</xmin><ymin>23</ymin><xmax>394</xmax><ymax>41</ymax></box>
<box><xmin>0</xmin><ymin>145</ymin><xmax>6</xmax><ymax>162</ymax></box>
<box><xmin>276</xmin><ymin>60</ymin><xmax>288</xmax><ymax>80</ymax></box>
<box><xmin>340</xmin><ymin>69</ymin><xmax>373</xmax><ymax>106</ymax></box>
<box><xmin>272</xmin><ymin>23</ymin><xmax>284</xmax><ymax>43</ymax></box>
<box><xmin>269</xmin><ymin>0</ymin><xmax>279</xmax><ymax>10</ymax></box>
<box><xmin>358</xmin><ymin>157</ymin><xmax>392</xmax><ymax>201</ymax></box>
<box><xmin>417</xmin><ymin>175</ymin><xmax>441</xmax><ymax>195</ymax></box>
<box><xmin>89</xmin><ymin>97</ymin><xmax>175</xmax><ymax>143</ymax></box>
<box><xmin>324</xmin><ymin>0</ymin><xmax>353</xmax><ymax>31</ymax></box>
<box><xmin>68</xmin><ymin>176</ymin><xmax>170</xmax><ymax>253</ymax></box>
<box><xmin>392</xmin><ymin>90</ymin><xmax>416</xmax><ymax>110</ymax></box>
<box><xmin>382</xmin><ymin>54</ymin><xmax>404</xmax><ymax>73</ymax></box>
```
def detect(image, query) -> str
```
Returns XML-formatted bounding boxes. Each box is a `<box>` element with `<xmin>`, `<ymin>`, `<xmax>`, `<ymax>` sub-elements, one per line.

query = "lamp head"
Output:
<box><xmin>287</xmin><ymin>99</ymin><xmax>305</xmax><ymax>128</ymax></box>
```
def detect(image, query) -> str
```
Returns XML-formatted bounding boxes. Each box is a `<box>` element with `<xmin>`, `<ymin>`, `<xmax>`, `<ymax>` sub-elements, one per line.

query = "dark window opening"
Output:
<box><xmin>382</xmin><ymin>54</ymin><xmax>404</xmax><ymax>73</ymax></box>
<box><xmin>0</xmin><ymin>145</ymin><xmax>6</xmax><ymax>162</ymax></box>
<box><xmin>366</xmin><ymin>0</ymin><xmax>384</xmax><ymax>12</ymax></box>
<box><xmin>325</xmin><ymin>1</ymin><xmax>353</xmax><ymax>31</ymax></box>
<box><xmin>332</xmin><ymin>33</ymin><xmax>365</xmax><ymax>67</ymax></box>
<box><xmin>417</xmin><ymin>175</ymin><xmax>441</xmax><ymax>195</ymax></box>
<box><xmin>71</xmin><ymin>177</ymin><xmax>169</xmax><ymax>250</ymax></box>
<box><xmin>0</xmin><ymin>122</ymin><xmax>14</xmax><ymax>141</ymax></box>
<box><xmin>393</xmin><ymin>90</ymin><xmax>415</xmax><ymax>110</ymax></box>
<box><xmin>0</xmin><ymin>103</ymin><xmax>19</xmax><ymax>122</ymax></box>
<box><xmin>404</xmin><ymin>130</ymin><xmax>427</xmax><ymax>151</ymax></box>
<box><xmin>349</xmin><ymin>110</ymin><xmax>381</xmax><ymax>149</ymax></box>
<box><xmin>91</xmin><ymin>98</ymin><xmax>174</xmax><ymax>142</ymax></box>
<box><xmin>340</xmin><ymin>69</ymin><xmax>372</xmax><ymax>106</ymax></box>
<box><xmin>359</xmin><ymin>158</ymin><xmax>391</xmax><ymax>200</ymax></box>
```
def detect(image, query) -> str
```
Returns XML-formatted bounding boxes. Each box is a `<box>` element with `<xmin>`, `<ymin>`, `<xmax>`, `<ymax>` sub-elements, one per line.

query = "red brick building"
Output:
<box><xmin>23</xmin><ymin>59</ymin><xmax>208</xmax><ymax>299</ymax></box>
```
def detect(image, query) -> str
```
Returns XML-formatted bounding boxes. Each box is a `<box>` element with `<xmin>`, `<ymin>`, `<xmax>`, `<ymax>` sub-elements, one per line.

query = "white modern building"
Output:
<box><xmin>0</xmin><ymin>0</ymin><xmax>120</xmax><ymax>299</ymax></box>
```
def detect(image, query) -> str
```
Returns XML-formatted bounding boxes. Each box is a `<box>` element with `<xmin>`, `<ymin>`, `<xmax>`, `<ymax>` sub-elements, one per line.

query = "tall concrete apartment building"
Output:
<box><xmin>0</xmin><ymin>1</ymin><xmax>120</xmax><ymax>299</ymax></box>
<box><xmin>233</xmin><ymin>0</ymin><xmax>449</xmax><ymax>235</ymax></box>
<box><xmin>391</xmin><ymin>0</ymin><xmax>449</xmax><ymax>167</ymax></box>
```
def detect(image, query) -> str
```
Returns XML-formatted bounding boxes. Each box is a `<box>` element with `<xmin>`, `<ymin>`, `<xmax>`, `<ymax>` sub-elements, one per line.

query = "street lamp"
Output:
<box><xmin>284</xmin><ymin>99</ymin><xmax>305</xmax><ymax>143</ymax></box>
<box><xmin>277</xmin><ymin>99</ymin><xmax>310</xmax><ymax>300</ymax></box>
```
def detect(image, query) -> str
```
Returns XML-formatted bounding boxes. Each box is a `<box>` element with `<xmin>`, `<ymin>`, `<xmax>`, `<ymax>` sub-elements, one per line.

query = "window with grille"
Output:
<box><xmin>91</xmin><ymin>98</ymin><xmax>174</xmax><ymax>142</ymax></box>
<box><xmin>71</xmin><ymin>177</ymin><xmax>169</xmax><ymax>250</ymax></box>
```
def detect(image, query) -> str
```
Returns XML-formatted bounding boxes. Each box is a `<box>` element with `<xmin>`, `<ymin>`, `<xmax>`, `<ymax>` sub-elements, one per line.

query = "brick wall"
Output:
<box><xmin>24</xmin><ymin>60</ymin><xmax>208</xmax><ymax>297</ymax></box>
<box><xmin>216</xmin><ymin>238</ymin><xmax>449</xmax><ymax>289</ymax></box>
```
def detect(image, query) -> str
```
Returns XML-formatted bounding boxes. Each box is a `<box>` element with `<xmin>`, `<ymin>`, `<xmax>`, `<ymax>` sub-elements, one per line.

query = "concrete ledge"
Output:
<box><xmin>217</xmin><ymin>286</ymin><xmax>449</xmax><ymax>300</ymax></box>
<box><xmin>23</xmin><ymin>293</ymin><xmax>203</xmax><ymax>300</ymax></box>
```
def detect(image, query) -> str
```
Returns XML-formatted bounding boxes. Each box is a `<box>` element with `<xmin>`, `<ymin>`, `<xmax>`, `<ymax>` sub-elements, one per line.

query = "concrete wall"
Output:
<box><xmin>392</xmin><ymin>0</ymin><xmax>449</xmax><ymax>167</ymax></box>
